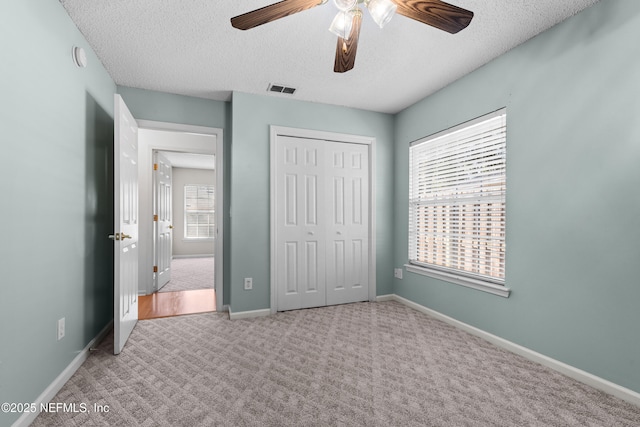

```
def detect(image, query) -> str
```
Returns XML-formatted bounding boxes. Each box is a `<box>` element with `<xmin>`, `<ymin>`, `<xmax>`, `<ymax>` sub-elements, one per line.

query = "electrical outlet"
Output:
<box><xmin>244</xmin><ymin>277</ymin><xmax>253</xmax><ymax>290</ymax></box>
<box><xmin>394</xmin><ymin>268</ymin><xmax>403</xmax><ymax>279</ymax></box>
<box><xmin>57</xmin><ymin>317</ymin><xmax>65</xmax><ymax>340</ymax></box>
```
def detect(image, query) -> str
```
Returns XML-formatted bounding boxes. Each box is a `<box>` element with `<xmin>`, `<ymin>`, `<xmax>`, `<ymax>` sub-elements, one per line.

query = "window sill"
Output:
<box><xmin>404</xmin><ymin>264</ymin><xmax>511</xmax><ymax>298</ymax></box>
<box><xmin>182</xmin><ymin>238</ymin><xmax>214</xmax><ymax>243</ymax></box>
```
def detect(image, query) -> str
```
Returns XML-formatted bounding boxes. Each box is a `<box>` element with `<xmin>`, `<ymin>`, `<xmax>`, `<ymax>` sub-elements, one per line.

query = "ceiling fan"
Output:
<box><xmin>230</xmin><ymin>0</ymin><xmax>474</xmax><ymax>73</ymax></box>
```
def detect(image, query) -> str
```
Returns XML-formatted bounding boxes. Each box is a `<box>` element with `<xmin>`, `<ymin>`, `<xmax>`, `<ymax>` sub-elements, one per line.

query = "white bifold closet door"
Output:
<box><xmin>275</xmin><ymin>136</ymin><xmax>369</xmax><ymax>311</ymax></box>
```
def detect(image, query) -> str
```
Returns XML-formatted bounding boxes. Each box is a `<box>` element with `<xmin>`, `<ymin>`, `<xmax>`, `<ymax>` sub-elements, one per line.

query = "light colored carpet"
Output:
<box><xmin>158</xmin><ymin>257</ymin><xmax>214</xmax><ymax>293</ymax></box>
<box><xmin>32</xmin><ymin>301</ymin><xmax>640</xmax><ymax>426</ymax></box>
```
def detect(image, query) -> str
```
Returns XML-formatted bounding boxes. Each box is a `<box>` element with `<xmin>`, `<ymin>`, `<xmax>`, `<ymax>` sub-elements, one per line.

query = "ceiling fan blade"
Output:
<box><xmin>231</xmin><ymin>0</ymin><xmax>325</xmax><ymax>30</ymax></box>
<box><xmin>334</xmin><ymin>11</ymin><xmax>362</xmax><ymax>73</ymax></box>
<box><xmin>393</xmin><ymin>0</ymin><xmax>473</xmax><ymax>34</ymax></box>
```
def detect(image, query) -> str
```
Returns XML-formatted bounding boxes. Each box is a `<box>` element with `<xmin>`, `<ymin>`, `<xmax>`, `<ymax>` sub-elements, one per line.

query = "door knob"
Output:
<box><xmin>337</xmin><ymin>231</ymin><xmax>342</xmax><ymax>235</ymax></box>
<box><xmin>120</xmin><ymin>233</ymin><xmax>132</xmax><ymax>240</ymax></box>
<box><xmin>108</xmin><ymin>233</ymin><xmax>120</xmax><ymax>241</ymax></box>
<box><xmin>308</xmin><ymin>231</ymin><xmax>314</xmax><ymax>235</ymax></box>
<box><xmin>169</xmin><ymin>225</ymin><xmax>174</xmax><ymax>229</ymax></box>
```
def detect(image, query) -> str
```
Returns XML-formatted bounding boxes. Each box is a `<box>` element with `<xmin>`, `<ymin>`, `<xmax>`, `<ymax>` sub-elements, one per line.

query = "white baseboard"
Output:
<box><xmin>12</xmin><ymin>321</ymin><xmax>114</xmax><ymax>427</ymax></box>
<box><xmin>385</xmin><ymin>294</ymin><xmax>640</xmax><ymax>408</ymax></box>
<box><xmin>228</xmin><ymin>308</ymin><xmax>271</xmax><ymax>320</ymax></box>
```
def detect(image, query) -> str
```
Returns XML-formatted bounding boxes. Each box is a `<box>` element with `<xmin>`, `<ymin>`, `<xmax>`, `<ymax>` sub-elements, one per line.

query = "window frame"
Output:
<box><xmin>183</xmin><ymin>184</ymin><xmax>215</xmax><ymax>240</ymax></box>
<box><xmin>406</xmin><ymin>109</ymin><xmax>510</xmax><ymax>298</ymax></box>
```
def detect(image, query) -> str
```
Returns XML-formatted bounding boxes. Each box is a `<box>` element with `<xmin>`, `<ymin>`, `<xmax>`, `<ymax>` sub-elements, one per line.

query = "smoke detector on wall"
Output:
<box><xmin>72</xmin><ymin>46</ymin><xmax>87</xmax><ymax>68</ymax></box>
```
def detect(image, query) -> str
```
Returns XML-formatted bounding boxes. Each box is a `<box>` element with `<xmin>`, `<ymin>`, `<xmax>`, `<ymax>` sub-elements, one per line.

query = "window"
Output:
<box><xmin>184</xmin><ymin>185</ymin><xmax>215</xmax><ymax>239</ymax></box>
<box><xmin>408</xmin><ymin>109</ymin><xmax>508</xmax><ymax>296</ymax></box>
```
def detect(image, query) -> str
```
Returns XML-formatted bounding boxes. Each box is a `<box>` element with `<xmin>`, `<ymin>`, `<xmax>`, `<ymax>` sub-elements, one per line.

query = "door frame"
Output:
<box><xmin>137</xmin><ymin>120</ymin><xmax>225</xmax><ymax>313</ymax></box>
<box><xmin>269</xmin><ymin>125</ymin><xmax>376</xmax><ymax>314</ymax></box>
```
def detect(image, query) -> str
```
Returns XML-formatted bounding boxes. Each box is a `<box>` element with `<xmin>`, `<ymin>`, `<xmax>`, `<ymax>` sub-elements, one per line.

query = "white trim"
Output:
<box><xmin>271</xmin><ymin>126</ymin><xmax>375</xmax><ymax>145</ymax></box>
<box><xmin>386</xmin><ymin>294</ymin><xmax>640</xmax><ymax>408</ymax></box>
<box><xmin>172</xmin><ymin>254</ymin><xmax>214</xmax><ymax>259</ymax></box>
<box><xmin>410</xmin><ymin>107</ymin><xmax>507</xmax><ymax>148</ymax></box>
<box><xmin>12</xmin><ymin>321</ymin><xmax>113</xmax><ymax>427</ymax></box>
<box><xmin>135</xmin><ymin>120</ymin><xmax>224</xmax><ymax>314</ymax></box>
<box><xmin>136</xmin><ymin>120</ymin><xmax>220</xmax><ymax>136</ymax></box>
<box><xmin>375</xmin><ymin>294</ymin><xmax>395</xmax><ymax>302</ymax></box>
<box><xmin>228</xmin><ymin>308</ymin><xmax>271</xmax><ymax>320</ymax></box>
<box><xmin>405</xmin><ymin>264</ymin><xmax>511</xmax><ymax>298</ymax></box>
<box><xmin>269</xmin><ymin>125</ymin><xmax>377</xmax><ymax>314</ymax></box>
<box><xmin>368</xmin><ymin>136</ymin><xmax>377</xmax><ymax>304</ymax></box>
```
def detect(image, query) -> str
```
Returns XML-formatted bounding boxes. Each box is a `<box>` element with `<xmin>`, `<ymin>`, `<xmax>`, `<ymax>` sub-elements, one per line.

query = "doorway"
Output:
<box><xmin>137</xmin><ymin>121</ymin><xmax>224</xmax><ymax>315</ymax></box>
<box><xmin>155</xmin><ymin>153</ymin><xmax>215</xmax><ymax>293</ymax></box>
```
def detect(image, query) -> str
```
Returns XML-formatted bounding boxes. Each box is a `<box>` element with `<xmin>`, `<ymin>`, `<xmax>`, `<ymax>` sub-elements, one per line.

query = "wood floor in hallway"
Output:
<box><xmin>139</xmin><ymin>289</ymin><xmax>216</xmax><ymax>320</ymax></box>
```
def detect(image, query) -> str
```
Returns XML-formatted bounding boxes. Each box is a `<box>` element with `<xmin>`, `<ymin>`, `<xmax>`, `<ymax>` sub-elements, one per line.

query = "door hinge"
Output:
<box><xmin>153</xmin><ymin>163</ymin><xmax>158</xmax><ymax>171</ymax></box>
<box><xmin>153</xmin><ymin>214</ymin><xmax>158</xmax><ymax>221</ymax></box>
<box><xmin>153</xmin><ymin>266</ymin><xmax>158</xmax><ymax>273</ymax></box>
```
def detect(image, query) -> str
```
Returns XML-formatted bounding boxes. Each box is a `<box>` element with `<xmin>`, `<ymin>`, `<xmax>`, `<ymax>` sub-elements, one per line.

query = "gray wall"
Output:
<box><xmin>230</xmin><ymin>92</ymin><xmax>396</xmax><ymax>313</ymax></box>
<box><xmin>0</xmin><ymin>2</ymin><xmax>116</xmax><ymax>426</ymax></box>
<box><xmin>172</xmin><ymin>167</ymin><xmax>216</xmax><ymax>257</ymax></box>
<box><xmin>116</xmin><ymin>86</ymin><xmax>227</xmax><ymax>129</ymax></box>
<box><xmin>393</xmin><ymin>0</ymin><xmax>640</xmax><ymax>394</ymax></box>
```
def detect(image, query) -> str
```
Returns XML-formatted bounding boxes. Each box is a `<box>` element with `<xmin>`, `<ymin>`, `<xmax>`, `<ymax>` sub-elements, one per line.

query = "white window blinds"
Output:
<box><xmin>408</xmin><ymin>109</ymin><xmax>506</xmax><ymax>284</ymax></box>
<box><xmin>184</xmin><ymin>185</ymin><xmax>215</xmax><ymax>238</ymax></box>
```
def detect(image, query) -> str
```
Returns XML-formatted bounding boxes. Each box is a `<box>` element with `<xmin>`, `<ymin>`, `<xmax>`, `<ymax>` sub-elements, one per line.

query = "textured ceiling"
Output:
<box><xmin>60</xmin><ymin>0</ymin><xmax>600</xmax><ymax>114</ymax></box>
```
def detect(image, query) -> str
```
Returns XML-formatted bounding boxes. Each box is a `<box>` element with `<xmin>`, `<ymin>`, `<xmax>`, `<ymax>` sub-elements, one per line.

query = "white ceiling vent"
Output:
<box><xmin>268</xmin><ymin>83</ymin><xmax>296</xmax><ymax>95</ymax></box>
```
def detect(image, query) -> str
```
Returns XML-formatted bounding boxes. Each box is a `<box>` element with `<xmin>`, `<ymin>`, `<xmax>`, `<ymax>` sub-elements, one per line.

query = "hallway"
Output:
<box><xmin>139</xmin><ymin>289</ymin><xmax>216</xmax><ymax>319</ymax></box>
<box><xmin>141</xmin><ymin>257</ymin><xmax>216</xmax><ymax>319</ymax></box>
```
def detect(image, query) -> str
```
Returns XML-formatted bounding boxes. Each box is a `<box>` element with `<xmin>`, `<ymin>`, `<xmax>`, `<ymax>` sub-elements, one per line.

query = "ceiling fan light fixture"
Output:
<box><xmin>329</xmin><ymin>10</ymin><xmax>354</xmax><ymax>40</ymax></box>
<box><xmin>231</xmin><ymin>0</ymin><xmax>473</xmax><ymax>73</ymax></box>
<box><xmin>333</xmin><ymin>0</ymin><xmax>357</xmax><ymax>12</ymax></box>
<box><xmin>365</xmin><ymin>0</ymin><xmax>397</xmax><ymax>28</ymax></box>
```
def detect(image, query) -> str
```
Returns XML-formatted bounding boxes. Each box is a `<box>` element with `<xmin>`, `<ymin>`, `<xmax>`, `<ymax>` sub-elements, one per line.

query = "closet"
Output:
<box><xmin>273</xmin><ymin>133</ymin><xmax>371</xmax><ymax>311</ymax></box>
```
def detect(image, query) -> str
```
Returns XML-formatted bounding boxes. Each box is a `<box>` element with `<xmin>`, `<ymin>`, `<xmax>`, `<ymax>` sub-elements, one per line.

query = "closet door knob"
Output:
<box><xmin>308</xmin><ymin>231</ymin><xmax>314</xmax><ymax>236</ymax></box>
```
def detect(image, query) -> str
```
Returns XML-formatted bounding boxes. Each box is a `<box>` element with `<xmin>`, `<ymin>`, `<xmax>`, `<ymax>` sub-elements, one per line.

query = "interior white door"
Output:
<box><xmin>275</xmin><ymin>136</ymin><xmax>369</xmax><ymax>311</ymax></box>
<box><xmin>113</xmin><ymin>95</ymin><xmax>139</xmax><ymax>355</ymax></box>
<box><xmin>325</xmin><ymin>141</ymin><xmax>369</xmax><ymax>305</ymax></box>
<box><xmin>154</xmin><ymin>151</ymin><xmax>172</xmax><ymax>290</ymax></box>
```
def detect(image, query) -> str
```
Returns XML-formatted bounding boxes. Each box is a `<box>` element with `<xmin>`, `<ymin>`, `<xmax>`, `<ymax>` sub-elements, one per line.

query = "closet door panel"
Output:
<box><xmin>276</xmin><ymin>137</ymin><xmax>326</xmax><ymax>310</ymax></box>
<box><xmin>326</xmin><ymin>142</ymin><xmax>369</xmax><ymax>305</ymax></box>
